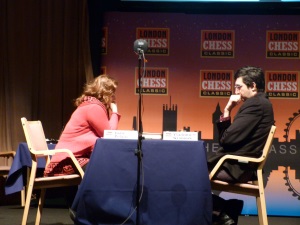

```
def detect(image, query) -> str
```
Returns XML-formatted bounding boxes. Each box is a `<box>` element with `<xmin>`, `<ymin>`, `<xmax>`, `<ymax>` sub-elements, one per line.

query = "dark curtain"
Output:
<box><xmin>0</xmin><ymin>0</ymin><xmax>94</xmax><ymax>153</ymax></box>
<box><xmin>87</xmin><ymin>0</ymin><xmax>120</xmax><ymax>75</ymax></box>
<box><xmin>88</xmin><ymin>0</ymin><xmax>104</xmax><ymax>76</ymax></box>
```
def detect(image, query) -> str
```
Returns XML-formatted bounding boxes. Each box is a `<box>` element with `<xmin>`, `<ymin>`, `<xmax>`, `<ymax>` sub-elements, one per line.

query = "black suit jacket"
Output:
<box><xmin>208</xmin><ymin>92</ymin><xmax>274</xmax><ymax>181</ymax></box>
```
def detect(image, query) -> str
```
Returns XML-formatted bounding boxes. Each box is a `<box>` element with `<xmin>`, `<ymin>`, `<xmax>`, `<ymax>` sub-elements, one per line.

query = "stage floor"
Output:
<box><xmin>0</xmin><ymin>204</ymin><xmax>299</xmax><ymax>225</ymax></box>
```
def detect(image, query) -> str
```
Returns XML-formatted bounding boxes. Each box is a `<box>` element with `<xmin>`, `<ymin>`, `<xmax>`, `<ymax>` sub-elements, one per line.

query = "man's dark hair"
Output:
<box><xmin>234</xmin><ymin>66</ymin><xmax>265</xmax><ymax>92</ymax></box>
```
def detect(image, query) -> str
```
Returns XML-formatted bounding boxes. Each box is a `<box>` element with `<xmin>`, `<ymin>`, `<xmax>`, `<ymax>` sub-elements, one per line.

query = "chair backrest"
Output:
<box><xmin>0</xmin><ymin>152</ymin><xmax>15</xmax><ymax>175</ymax></box>
<box><xmin>258</xmin><ymin>125</ymin><xmax>276</xmax><ymax>169</ymax></box>
<box><xmin>21</xmin><ymin>117</ymin><xmax>50</xmax><ymax>162</ymax></box>
<box><xmin>0</xmin><ymin>151</ymin><xmax>15</xmax><ymax>166</ymax></box>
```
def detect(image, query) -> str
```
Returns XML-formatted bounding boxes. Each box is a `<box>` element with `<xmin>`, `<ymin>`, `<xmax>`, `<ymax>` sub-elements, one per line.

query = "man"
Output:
<box><xmin>208</xmin><ymin>66</ymin><xmax>275</xmax><ymax>225</ymax></box>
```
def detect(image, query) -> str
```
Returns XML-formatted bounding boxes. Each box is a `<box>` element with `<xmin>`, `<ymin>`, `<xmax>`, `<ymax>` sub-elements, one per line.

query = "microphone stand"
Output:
<box><xmin>135</xmin><ymin>49</ymin><xmax>143</xmax><ymax>225</ymax></box>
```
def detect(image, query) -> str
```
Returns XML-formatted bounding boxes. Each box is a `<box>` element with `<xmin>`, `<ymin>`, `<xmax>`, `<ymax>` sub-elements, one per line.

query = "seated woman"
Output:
<box><xmin>44</xmin><ymin>74</ymin><xmax>121</xmax><ymax>177</ymax></box>
<box><xmin>43</xmin><ymin>74</ymin><xmax>121</xmax><ymax>219</ymax></box>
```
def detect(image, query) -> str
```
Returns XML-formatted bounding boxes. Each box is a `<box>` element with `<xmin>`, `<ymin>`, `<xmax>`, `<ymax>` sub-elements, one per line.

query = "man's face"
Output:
<box><xmin>234</xmin><ymin>77</ymin><xmax>256</xmax><ymax>101</ymax></box>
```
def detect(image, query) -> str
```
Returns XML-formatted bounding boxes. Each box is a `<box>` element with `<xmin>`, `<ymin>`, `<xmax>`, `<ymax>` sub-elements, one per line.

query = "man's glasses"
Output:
<box><xmin>234</xmin><ymin>84</ymin><xmax>243</xmax><ymax>90</ymax></box>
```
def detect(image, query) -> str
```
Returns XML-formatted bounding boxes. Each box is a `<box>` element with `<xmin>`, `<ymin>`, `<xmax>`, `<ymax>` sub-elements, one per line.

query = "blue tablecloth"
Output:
<box><xmin>5</xmin><ymin>143</ymin><xmax>55</xmax><ymax>195</ymax></box>
<box><xmin>72</xmin><ymin>139</ymin><xmax>212</xmax><ymax>225</ymax></box>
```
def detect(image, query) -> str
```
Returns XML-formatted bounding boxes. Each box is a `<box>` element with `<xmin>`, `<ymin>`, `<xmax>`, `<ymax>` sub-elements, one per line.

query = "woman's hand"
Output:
<box><xmin>110</xmin><ymin>102</ymin><xmax>118</xmax><ymax>113</ymax></box>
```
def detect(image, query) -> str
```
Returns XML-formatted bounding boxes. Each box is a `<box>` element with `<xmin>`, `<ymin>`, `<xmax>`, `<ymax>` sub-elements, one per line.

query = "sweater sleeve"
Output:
<box><xmin>86</xmin><ymin>104</ymin><xmax>121</xmax><ymax>137</ymax></box>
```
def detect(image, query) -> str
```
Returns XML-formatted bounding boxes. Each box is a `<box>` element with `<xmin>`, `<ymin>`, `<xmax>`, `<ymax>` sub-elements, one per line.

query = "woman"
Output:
<box><xmin>44</xmin><ymin>74</ymin><xmax>121</xmax><ymax>176</ymax></box>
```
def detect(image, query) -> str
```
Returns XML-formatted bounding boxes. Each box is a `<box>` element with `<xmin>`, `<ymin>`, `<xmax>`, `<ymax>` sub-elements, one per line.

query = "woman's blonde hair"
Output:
<box><xmin>75</xmin><ymin>74</ymin><xmax>118</xmax><ymax>109</ymax></box>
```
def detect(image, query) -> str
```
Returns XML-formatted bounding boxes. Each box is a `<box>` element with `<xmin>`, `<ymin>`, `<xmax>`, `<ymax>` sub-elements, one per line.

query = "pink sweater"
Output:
<box><xmin>44</xmin><ymin>97</ymin><xmax>120</xmax><ymax>176</ymax></box>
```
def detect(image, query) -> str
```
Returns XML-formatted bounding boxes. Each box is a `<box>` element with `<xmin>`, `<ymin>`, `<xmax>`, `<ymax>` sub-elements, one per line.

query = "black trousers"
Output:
<box><xmin>211</xmin><ymin>169</ymin><xmax>245</xmax><ymax>225</ymax></box>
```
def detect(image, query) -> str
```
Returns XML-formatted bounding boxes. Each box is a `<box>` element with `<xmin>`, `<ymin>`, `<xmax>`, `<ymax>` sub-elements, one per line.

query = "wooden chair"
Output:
<box><xmin>0</xmin><ymin>151</ymin><xmax>26</xmax><ymax>206</ymax></box>
<box><xmin>0</xmin><ymin>151</ymin><xmax>16</xmax><ymax>177</ymax></box>
<box><xmin>209</xmin><ymin>125</ymin><xmax>276</xmax><ymax>225</ymax></box>
<box><xmin>21</xmin><ymin>117</ymin><xmax>84</xmax><ymax>225</ymax></box>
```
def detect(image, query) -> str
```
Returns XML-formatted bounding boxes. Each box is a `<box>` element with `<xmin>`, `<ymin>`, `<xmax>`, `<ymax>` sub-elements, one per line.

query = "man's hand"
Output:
<box><xmin>223</xmin><ymin>95</ymin><xmax>241</xmax><ymax>117</ymax></box>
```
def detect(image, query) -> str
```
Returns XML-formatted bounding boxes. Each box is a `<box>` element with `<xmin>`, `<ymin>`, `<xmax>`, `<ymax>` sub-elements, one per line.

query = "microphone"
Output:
<box><xmin>134</xmin><ymin>39</ymin><xmax>148</xmax><ymax>53</ymax></box>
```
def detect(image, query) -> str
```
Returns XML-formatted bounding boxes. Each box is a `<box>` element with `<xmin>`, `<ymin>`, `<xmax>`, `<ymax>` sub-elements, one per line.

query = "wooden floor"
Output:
<box><xmin>0</xmin><ymin>204</ymin><xmax>299</xmax><ymax>225</ymax></box>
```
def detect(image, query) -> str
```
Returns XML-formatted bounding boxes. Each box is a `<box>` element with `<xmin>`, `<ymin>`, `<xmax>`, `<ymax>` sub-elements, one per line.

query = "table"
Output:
<box><xmin>5</xmin><ymin>143</ymin><xmax>55</xmax><ymax>195</ymax></box>
<box><xmin>72</xmin><ymin>139</ymin><xmax>212</xmax><ymax>225</ymax></box>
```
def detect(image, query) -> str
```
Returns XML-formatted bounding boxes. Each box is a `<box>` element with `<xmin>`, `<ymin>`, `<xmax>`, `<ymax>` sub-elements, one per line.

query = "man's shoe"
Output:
<box><xmin>225</xmin><ymin>199</ymin><xmax>244</xmax><ymax>225</ymax></box>
<box><xmin>213</xmin><ymin>212</ymin><xmax>235</xmax><ymax>225</ymax></box>
<box><xmin>69</xmin><ymin>208</ymin><xmax>76</xmax><ymax>222</ymax></box>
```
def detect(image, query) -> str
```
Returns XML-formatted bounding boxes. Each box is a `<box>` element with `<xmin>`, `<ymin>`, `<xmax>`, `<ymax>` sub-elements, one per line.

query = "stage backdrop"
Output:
<box><xmin>99</xmin><ymin>11</ymin><xmax>300</xmax><ymax>216</ymax></box>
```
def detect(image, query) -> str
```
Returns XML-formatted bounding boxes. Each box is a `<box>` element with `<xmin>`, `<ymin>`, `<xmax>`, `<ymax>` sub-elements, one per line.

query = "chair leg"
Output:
<box><xmin>256</xmin><ymin>174</ymin><xmax>268</xmax><ymax>225</ymax></box>
<box><xmin>22</xmin><ymin>166</ymin><xmax>30</xmax><ymax>207</ymax></box>
<box><xmin>21</xmin><ymin>183</ymin><xmax>34</xmax><ymax>225</ymax></box>
<box><xmin>21</xmin><ymin>188</ymin><xmax>26</xmax><ymax>207</ymax></box>
<box><xmin>35</xmin><ymin>189</ymin><xmax>46</xmax><ymax>225</ymax></box>
<box><xmin>257</xmin><ymin>193</ymin><xmax>268</xmax><ymax>225</ymax></box>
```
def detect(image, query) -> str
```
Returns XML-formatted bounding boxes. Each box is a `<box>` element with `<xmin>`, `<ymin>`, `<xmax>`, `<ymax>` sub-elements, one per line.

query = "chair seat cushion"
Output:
<box><xmin>0</xmin><ymin>166</ymin><xmax>11</xmax><ymax>171</ymax></box>
<box><xmin>35</xmin><ymin>174</ymin><xmax>81</xmax><ymax>182</ymax></box>
<box><xmin>211</xmin><ymin>179</ymin><xmax>259</xmax><ymax>190</ymax></box>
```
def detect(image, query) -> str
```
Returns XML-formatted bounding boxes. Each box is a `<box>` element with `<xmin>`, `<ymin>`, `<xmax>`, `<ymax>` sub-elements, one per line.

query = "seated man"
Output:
<box><xmin>208</xmin><ymin>66</ymin><xmax>275</xmax><ymax>225</ymax></box>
